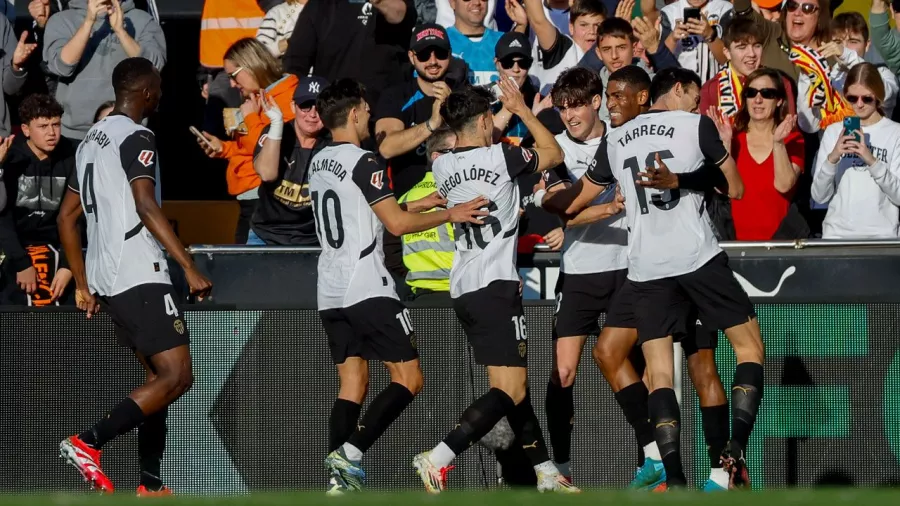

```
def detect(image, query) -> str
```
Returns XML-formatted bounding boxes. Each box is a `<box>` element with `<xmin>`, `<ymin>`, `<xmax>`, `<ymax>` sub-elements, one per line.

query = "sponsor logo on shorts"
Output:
<box><xmin>174</xmin><ymin>319</ymin><xmax>185</xmax><ymax>335</ymax></box>
<box><xmin>518</xmin><ymin>341</ymin><xmax>527</xmax><ymax>358</ymax></box>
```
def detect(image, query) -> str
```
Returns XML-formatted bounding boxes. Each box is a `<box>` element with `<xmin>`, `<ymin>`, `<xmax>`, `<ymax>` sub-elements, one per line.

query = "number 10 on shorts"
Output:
<box><xmin>511</xmin><ymin>315</ymin><xmax>527</xmax><ymax>341</ymax></box>
<box><xmin>396</xmin><ymin>308</ymin><xmax>414</xmax><ymax>336</ymax></box>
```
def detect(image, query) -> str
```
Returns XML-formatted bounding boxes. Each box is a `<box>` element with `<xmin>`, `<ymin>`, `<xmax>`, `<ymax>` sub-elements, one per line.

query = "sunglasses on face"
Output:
<box><xmin>499</xmin><ymin>57</ymin><xmax>533</xmax><ymax>70</ymax></box>
<box><xmin>745</xmin><ymin>87</ymin><xmax>781</xmax><ymax>100</ymax></box>
<box><xmin>297</xmin><ymin>101</ymin><xmax>316</xmax><ymax>112</ymax></box>
<box><xmin>415</xmin><ymin>48</ymin><xmax>450</xmax><ymax>62</ymax></box>
<box><xmin>846</xmin><ymin>94</ymin><xmax>876</xmax><ymax>105</ymax></box>
<box><xmin>229</xmin><ymin>66</ymin><xmax>245</xmax><ymax>79</ymax></box>
<box><xmin>785</xmin><ymin>1</ymin><xmax>818</xmax><ymax>15</ymax></box>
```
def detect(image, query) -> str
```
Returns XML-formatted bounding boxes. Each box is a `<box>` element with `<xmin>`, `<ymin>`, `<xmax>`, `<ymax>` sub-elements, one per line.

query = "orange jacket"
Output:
<box><xmin>199</xmin><ymin>0</ymin><xmax>265</xmax><ymax>68</ymax></box>
<box><xmin>219</xmin><ymin>74</ymin><xmax>299</xmax><ymax>196</ymax></box>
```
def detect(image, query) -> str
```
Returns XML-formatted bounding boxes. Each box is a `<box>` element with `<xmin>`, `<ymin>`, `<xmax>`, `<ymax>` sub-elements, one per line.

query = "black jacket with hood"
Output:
<box><xmin>0</xmin><ymin>135</ymin><xmax>76</xmax><ymax>272</ymax></box>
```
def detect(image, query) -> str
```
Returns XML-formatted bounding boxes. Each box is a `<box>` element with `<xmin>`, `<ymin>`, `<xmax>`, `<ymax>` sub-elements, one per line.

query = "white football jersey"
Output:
<box><xmin>586</xmin><ymin>110</ymin><xmax>727</xmax><ymax>282</ymax></box>
<box><xmin>70</xmin><ymin>115</ymin><xmax>170</xmax><ymax>296</ymax></box>
<box><xmin>309</xmin><ymin>142</ymin><xmax>398</xmax><ymax>310</ymax></box>
<box><xmin>433</xmin><ymin>143</ymin><xmax>539</xmax><ymax>297</ymax></box>
<box><xmin>546</xmin><ymin>127</ymin><xmax>628</xmax><ymax>275</ymax></box>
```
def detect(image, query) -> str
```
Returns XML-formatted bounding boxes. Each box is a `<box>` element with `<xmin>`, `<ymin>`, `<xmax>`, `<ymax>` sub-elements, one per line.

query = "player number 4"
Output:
<box><xmin>511</xmin><ymin>315</ymin><xmax>527</xmax><ymax>341</ymax></box>
<box><xmin>396</xmin><ymin>308</ymin><xmax>414</xmax><ymax>336</ymax></box>
<box><xmin>164</xmin><ymin>293</ymin><xmax>179</xmax><ymax>318</ymax></box>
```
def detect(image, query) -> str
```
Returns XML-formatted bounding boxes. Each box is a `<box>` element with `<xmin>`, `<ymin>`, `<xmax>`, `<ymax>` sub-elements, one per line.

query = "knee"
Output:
<box><xmin>592</xmin><ymin>339</ymin><xmax>620</xmax><ymax>371</ymax></box>
<box><xmin>393</xmin><ymin>367</ymin><xmax>423</xmax><ymax>396</ymax></box>
<box><xmin>339</xmin><ymin>372</ymin><xmax>369</xmax><ymax>402</ymax></box>
<box><xmin>556</xmin><ymin>366</ymin><xmax>577</xmax><ymax>388</ymax></box>
<box><xmin>158</xmin><ymin>366</ymin><xmax>193</xmax><ymax>400</ymax></box>
<box><xmin>646</xmin><ymin>369</ymin><xmax>673</xmax><ymax>391</ymax></box>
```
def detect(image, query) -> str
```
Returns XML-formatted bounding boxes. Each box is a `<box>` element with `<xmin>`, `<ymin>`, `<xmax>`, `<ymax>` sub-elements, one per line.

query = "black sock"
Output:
<box><xmin>701</xmin><ymin>404</ymin><xmax>729</xmax><ymax>468</ymax></box>
<box><xmin>346</xmin><ymin>383</ymin><xmax>415</xmax><ymax>454</ymax></box>
<box><xmin>507</xmin><ymin>391</ymin><xmax>552</xmax><ymax>467</ymax></box>
<box><xmin>614</xmin><ymin>382</ymin><xmax>655</xmax><ymax>451</ymax></box>
<box><xmin>732</xmin><ymin>362</ymin><xmax>764</xmax><ymax>450</ymax></box>
<box><xmin>443</xmin><ymin>388</ymin><xmax>515</xmax><ymax>455</ymax></box>
<box><xmin>648</xmin><ymin>388</ymin><xmax>686</xmax><ymax>487</ymax></box>
<box><xmin>79</xmin><ymin>397</ymin><xmax>146</xmax><ymax>450</ymax></box>
<box><xmin>138</xmin><ymin>406</ymin><xmax>168</xmax><ymax>490</ymax></box>
<box><xmin>329</xmin><ymin>398</ymin><xmax>362</xmax><ymax>453</ymax></box>
<box><xmin>545</xmin><ymin>380</ymin><xmax>574</xmax><ymax>465</ymax></box>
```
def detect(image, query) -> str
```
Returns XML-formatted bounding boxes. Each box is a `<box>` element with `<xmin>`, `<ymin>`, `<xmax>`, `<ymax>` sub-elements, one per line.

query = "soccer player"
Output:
<box><xmin>541</xmin><ymin>68</ymin><xmax>763</xmax><ymax>489</ymax></box>
<box><xmin>309</xmin><ymin>78</ymin><xmax>489</xmax><ymax>494</ymax></box>
<box><xmin>56</xmin><ymin>57</ymin><xmax>213</xmax><ymax>496</ymax></box>
<box><xmin>413</xmin><ymin>77</ymin><xmax>619</xmax><ymax>494</ymax></box>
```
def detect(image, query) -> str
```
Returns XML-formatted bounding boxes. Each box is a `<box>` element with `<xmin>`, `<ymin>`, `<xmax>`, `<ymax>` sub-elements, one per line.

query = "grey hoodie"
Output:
<box><xmin>43</xmin><ymin>0</ymin><xmax>166</xmax><ymax>140</ymax></box>
<box><xmin>0</xmin><ymin>14</ymin><xmax>27</xmax><ymax>137</ymax></box>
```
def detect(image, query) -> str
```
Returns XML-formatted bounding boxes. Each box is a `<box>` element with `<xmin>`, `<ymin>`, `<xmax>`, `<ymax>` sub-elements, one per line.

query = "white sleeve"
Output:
<box><xmin>838</xmin><ymin>46</ymin><xmax>866</xmax><ymax>70</ymax></box>
<box><xmin>796</xmin><ymin>74</ymin><xmax>822</xmax><ymax>134</ymax></box>
<box><xmin>811</xmin><ymin>126</ymin><xmax>840</xmax><ymax>204</ymax></box>
<box><xmin>866</xmin><ymin>138</ymin><xmax>900</xmax><ymax>207</ymax></box>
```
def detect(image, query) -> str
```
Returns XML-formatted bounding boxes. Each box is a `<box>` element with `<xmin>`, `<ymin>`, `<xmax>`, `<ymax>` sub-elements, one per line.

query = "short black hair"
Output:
<box><xmin>650</xmin><ymin>68</ymin><xmax>702</xmax><ymax>104</ymax></box>
<box><xmin>570</xmin><ymin>0</ymin><xmax>607</xmax><ymax>23</ymax></box>
<box><xmin>112</xmin><ymin>57</ymin><xmax>158</xmax><ymax>96</ymax></box>
<box><xmin>426</xmin><ymin>126</ymin><xmax>456</xmax><ymax>159</ymax></box>
<box><xmin>316</xmin><ymin>78</ymin><xmax>367</xmax><ymax>130</ymax></box>
<box><xmin>608</xmin><ymin>66</ymin><xmax>651</xmax><ymax>94</ymax></box>
<box><xmin>19</xmin><ymin>94</ymin><xmax>64</xmax><ymax>125</ymax></box>
<box><xmin>552</xmin><ymin>67</ymin><xmax>604</xmax><ymax>108</ymax></box>
<box><xmin>832</xmin><ymin>12</ymin><xmax>868</xmax><ymax>43</ymax></box>
<box><xmin>598</xmin><ymin>17</ymin><xmax>635</xmax><ymax>43</ymax></box>
<box><xmin>440</xmin><ymin>87</ymin><xmax>492</xmax><ymax>132</ymax></box>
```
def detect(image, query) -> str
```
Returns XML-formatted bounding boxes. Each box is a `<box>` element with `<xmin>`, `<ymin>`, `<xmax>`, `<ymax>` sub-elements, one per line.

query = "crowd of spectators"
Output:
<box><xmin>2</xmin><ymin>0</ymin><xmax>900</xmax><ymax>305</ymax></box>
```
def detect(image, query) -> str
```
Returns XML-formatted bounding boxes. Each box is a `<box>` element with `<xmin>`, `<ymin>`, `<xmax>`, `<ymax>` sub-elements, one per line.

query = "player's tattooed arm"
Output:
<box><xmin>57</xmin><ymin>189</ymin><xmax>98</xmax><ymax>316</ymax></box>
<box><xmin>132</xmin><ymin>180</ymin><xmax>213</xmax><ymax>300</ymax></box>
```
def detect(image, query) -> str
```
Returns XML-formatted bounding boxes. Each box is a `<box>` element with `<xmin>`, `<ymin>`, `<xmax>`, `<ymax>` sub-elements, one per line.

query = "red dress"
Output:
<box><xmin>730</xmin><ymin>130</ymin><xmax>805</xmax><ymax>240</ymax></box>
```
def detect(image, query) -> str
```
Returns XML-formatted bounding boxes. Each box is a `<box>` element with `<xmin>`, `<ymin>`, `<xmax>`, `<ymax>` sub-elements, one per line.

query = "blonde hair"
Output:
<box><xmin>845</xmin><ymin>62</ymin><xmax>886</xmax><ymax>113</ymax></box>
<box><xmin>224</xmin><ymin>38</ymin><xmax>283</xmax><ymax>89</ymax></box>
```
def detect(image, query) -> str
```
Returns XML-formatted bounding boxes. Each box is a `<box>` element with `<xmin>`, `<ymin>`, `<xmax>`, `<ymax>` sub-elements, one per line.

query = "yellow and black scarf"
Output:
<box><xmin>789</xmin><ymin>44</ymin><xmax>854</xmax><ymax>128</ymax></box>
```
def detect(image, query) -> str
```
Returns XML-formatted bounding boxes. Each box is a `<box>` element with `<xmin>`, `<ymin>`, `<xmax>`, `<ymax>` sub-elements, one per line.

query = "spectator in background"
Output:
<box><xmin>832</xmin><ymin>11</ymin><xmax>898</xmax><ymax>119</ymax></box>
<box><xmin>397</xmin><ymin>127</ymin><xmax>457</xmax><ymax>303</ymax></box>
<box><xmin>0</xmin><ymin>15</ymin><xmax>37</xmax><ymax>137</ymax></box>
<box><xmin>93</xmin><ymin>100</ymin><xmax>115</xmax><ymax>122</ymax></box>
<box><xmin>491</xmin><ymin>32</ymin><xmax>543</xmax><ymax>144</ymax></box>
<box><xmin>657</xmin><ymin>0</ymin><xmax>733</xmax><ymax>83</ymax></box>
<box><xmin>871</xmin><ymin>0</ymin><xmax>900</xmax><ymax>78</ymax></box>
<box><xmin>249</xmin><ymin>76</ymin><xmax>328</xmax><ymax>246</ymax></box>
<box><xmin>436</xmin><ymin>0</ymin><xmax>498</xmax><ymax>29</ymax></box>
<box><xmin>700</xmin><ymin>17</ymin><xmax>797</xmax><ymax>121</ymax></box>
<box><xmin>730</xmin><ymin>0</ymin><xmax>798</xmax><ymax>81</ymax></box>
<box><xmin>43</xmin><ymin>0</ymin><xmax>165</xmax><ymax>143</ymax></box>
<box><xmin>446</xmin><ymin>0</ymin><xmax>505</xmax><ymax>85</ymax></box>
<box><xmin>256</xmin><ymin>0</ymin><xmax>305</xmax><ymax>59</ymax></box>
<box><xmin>812</xmin><ymin>63</ymin><xmax>900</xmax><ymax>239</ymax></box>
<box><xmin>0</xmin><ymin>95</ymin><xmax>74</xmax><ymax>305</ymax></box>
<box><xmin>510</xmin><ymin>0</ymin><xmax>605</xmax><ymax>96</ymax></box>
<box><xmin>710</xmin><ymin>68</ymin><xmax>805</xmax><ymax>240</ymax></box>
<box><xmin>578</xmin><ymin>17</ymin><xmax>653</xmax><ymax>121</ymax></box>
<box><xmin>197</xmin><ymin>38</ymin><xmax>299</xmax><ymax>244</ymax></box>
<box><xmin>284</xmin><ymin>0</ymin><xmax>417</xmax><ymax>108</ymax></box>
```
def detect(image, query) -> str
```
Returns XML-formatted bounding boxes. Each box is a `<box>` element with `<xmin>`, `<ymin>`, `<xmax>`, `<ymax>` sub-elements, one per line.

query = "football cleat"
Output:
<box><xmin>326</xmin><ymin>471</ymin><xmax>351</xmax><ymax>496</ymax></box>
<box><xmin>628</xmin><ymin>457</ymin><xmax>666</xmax><ymax>491</ymax></box>
<box><xmin>59</xmin><ymin>435</ymin><xmax>115</xmax><ymax>494</ymax></box>
<box><xmin>721</xmin><ymin>440</ymin><xmax>751</xmax><ymax>489</ymax></box>
<box><xmin>137</xmin><ymin>485</ymin><xmax>173</xmax><ymax>497</ymax></box>
<box><xmin>537</xmin><ymin>471</ymin><xmax>581</xmax><ymax>493</ymax></box>
<box><xmin>702</xmin><ymin>479</ymin><xmax>728</xmax><ymax>492</ymax></box>
<box><xmin>412</xmin><ymin>452</ymin><xmax>454</xmax><ymax>494</ymax></box>
<box><xmin>324</xmin><ymin>449</ymin><xmax>366</xmax><ymax>492</ymax></box>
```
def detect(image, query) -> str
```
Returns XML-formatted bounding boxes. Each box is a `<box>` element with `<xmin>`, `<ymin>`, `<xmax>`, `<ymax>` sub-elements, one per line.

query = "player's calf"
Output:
<box><xmin>546</xmin><ymin>335</ymin><xmax>584</xmax><ymax>478</ymax></box>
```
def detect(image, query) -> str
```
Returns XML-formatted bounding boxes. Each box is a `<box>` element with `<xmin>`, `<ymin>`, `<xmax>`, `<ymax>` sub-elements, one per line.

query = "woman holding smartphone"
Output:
<box><xmin>709</xmin><ymin>68</ymin><xmax>804</xmax><ymax>241</ymax></box>
<box><xmin>812</xmin><ymin>63</ymin><xmax>900</xmax><ymax>239</ymax></box>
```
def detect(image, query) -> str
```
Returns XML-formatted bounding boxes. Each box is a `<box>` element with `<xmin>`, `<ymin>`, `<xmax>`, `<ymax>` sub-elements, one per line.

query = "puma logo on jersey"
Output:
<box><xmin>370</xmin><ymin>170</ymin><xmax>384</xmax><ymax>189</ymax></box>
<box><xmin>138</xmin><ymin>150</ymin><xmax>155</xmax><ymax>167</ymax></box>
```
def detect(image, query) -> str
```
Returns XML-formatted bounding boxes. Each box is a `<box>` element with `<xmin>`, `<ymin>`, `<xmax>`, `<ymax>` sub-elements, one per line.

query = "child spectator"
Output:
<box><xmin>832</xmin><ymin>11</ymin><xmax>898</xmax><ymax>119</ymax></box>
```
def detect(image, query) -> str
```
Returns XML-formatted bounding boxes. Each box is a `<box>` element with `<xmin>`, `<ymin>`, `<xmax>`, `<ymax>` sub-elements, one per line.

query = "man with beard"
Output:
<box><xmin>699</xmin><ymin>17</ymin><xmax>797</xmax><ymax>122</ymax></box>
<box><xmin>375</xmin><ymin>23</ymin><xmax>466</xmax><ymax>295</ymax></box>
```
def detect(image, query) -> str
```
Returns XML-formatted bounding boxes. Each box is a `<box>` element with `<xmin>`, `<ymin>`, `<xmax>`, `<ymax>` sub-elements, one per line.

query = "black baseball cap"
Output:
<box><xmin>495</xmin><ymin>32</ymin><xmax>532</xmax><ymax>60</ymax></box>
<box><xmin>410</xmin><ymin>23</ymin><xmax>451</xmax><ymax>53</ymax></box>
<box><xmin>294</xmin><ymin>75</ymin><xmax>329</xmax><ymax>105</ymax></box>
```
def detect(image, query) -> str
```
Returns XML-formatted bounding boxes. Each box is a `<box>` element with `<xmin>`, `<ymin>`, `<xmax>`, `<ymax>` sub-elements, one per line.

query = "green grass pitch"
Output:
<box><xmin>2</xmin><ymin>489</ymin><xmax>899</xmax><ymax>506</ymax></box>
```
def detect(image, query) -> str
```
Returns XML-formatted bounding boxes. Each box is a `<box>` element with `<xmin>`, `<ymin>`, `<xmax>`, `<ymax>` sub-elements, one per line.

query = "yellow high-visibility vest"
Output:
<box><xmin>397</xmin><ymin>172</ymin><xmax>454</xmax><ymax>293</ymax></box>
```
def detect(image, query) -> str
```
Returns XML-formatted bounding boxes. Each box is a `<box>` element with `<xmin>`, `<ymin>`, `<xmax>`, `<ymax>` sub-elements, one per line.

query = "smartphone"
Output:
<box><xmin>684</xmin><ymin>7</ymin><xmax>702</xmax><ymax>21</ymax></box>
<box><xmin>487</xmin><ymin>82</ymin><xmax>502</xmax><ymax>105</ymax></box>
<box><xmin>189</xmin><ymin>126</ymin><xmax>216</xmax><ymax>150</ymax></box>
<box><xmin>843</xmin><ymin>116</ymin><xmax>861</xmax><ymax>142</ymax></box>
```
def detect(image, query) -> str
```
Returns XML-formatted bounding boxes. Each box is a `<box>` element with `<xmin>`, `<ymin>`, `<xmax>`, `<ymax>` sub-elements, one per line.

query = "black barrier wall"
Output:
<box><xmin>2</xmin><ymin>304</ymin><xmax>899</xmax><ymax>493</ymax></box>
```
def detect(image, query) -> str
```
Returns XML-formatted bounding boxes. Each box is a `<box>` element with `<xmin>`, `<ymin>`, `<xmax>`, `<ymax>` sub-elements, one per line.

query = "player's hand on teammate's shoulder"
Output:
<box><xmin>74</xmin><ymin>288</ymin><xmax>100</xmax><ymax>319</ymax></box>
<box><xmin>637</xmin><ymin>153</ymin><xmax>678</xmax><ymax>190</ymax></box>
<box><xmin>497</xmin><ymin>77</ymin><xmax>528</xmax><ymax>117</ymax></box>
<box><xmin>447</xmin><ymin>195</ymin><xmax>491</xmax><ymax>224</ymax></box>
<box><xmin>185</xmin><ymin>266</ymin><xmax>213</xmax><ymax>302</ymax></box>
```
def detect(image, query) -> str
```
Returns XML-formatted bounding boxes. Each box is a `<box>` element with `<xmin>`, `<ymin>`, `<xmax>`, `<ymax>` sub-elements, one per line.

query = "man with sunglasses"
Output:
<box><xmin>492</xmin><ymin>32</ymin><xmax>541</xmax><ymax>144</ymax></box>
<box><xmin>375</xmin><ymin>24</ymin><xmax>467</xmax><ymax>294</ymax></box>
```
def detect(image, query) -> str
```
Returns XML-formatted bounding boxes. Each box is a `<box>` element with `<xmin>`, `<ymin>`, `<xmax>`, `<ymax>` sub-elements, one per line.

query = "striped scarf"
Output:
<box><xmin>789</xmin><ymin>44</ymin><xmax>854</xmax><ymax>129</ymax></box>
<box><xmin>716</xmin><ymin>63</ymin><xmax>744</xmax><ymax>119</ymax></box>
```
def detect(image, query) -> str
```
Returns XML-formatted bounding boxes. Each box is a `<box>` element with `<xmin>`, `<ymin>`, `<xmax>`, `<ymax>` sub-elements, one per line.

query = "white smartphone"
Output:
<box><xmin>189</xmin><ymin>126</ymin><xmax>216</xmax><ymax>151</ymax></box>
